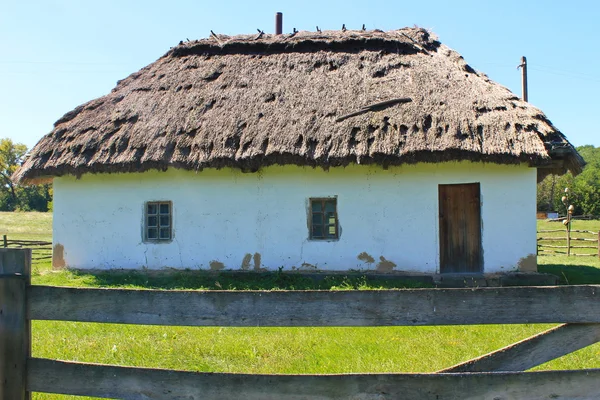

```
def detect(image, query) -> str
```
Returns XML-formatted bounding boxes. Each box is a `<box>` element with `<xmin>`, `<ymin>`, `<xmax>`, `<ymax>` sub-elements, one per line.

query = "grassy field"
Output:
<box><xmin>2</xmin><ymin>212</ymin><xmax>600</xmax><ymax>399</ymax></box>
<box><xmin>537</xmin><ymin>219</ymin><xmax>600</xmax><ymax>284</ymax></box>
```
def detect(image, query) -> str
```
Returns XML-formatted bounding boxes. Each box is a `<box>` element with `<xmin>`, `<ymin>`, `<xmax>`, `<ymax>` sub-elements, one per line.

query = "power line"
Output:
<box><xmin>528</xmin><ymin>66</ymin><xmax>600</xmax><ymax>84</ymax></box>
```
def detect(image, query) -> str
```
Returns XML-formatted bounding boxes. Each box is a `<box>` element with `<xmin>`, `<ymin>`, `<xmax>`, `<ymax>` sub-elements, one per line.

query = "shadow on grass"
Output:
<box><xmin>538</xmin><ymin>264</ymin><xmax>600</xmax><ymax>285</ymax></box>
<box><xmin>69</xmin><ymin>269</ymin><xmax>434</xmax><ymax>291</ymax></box>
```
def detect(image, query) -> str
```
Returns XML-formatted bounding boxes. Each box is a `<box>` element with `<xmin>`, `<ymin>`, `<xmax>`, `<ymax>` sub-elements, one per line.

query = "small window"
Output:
<box><xmin>145</xmin><ymin>201</ymin><xmax>172</xmax><ymax>242</ymax></box>
<box><xmin>310</xmin><ymin>198</ymin><xmax>338</xmax><ymax>240</ymax></box>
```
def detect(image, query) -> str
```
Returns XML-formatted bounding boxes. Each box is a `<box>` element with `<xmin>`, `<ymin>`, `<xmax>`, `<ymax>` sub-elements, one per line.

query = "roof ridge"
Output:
<box><xmin>167</xmin><ymin>28</ymin><xmax>438</xmax><ymax>57</ymax></box>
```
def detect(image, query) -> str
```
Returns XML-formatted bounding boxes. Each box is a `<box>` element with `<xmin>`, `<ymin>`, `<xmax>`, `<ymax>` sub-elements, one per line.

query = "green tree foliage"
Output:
<box><xmin>0</xmin><ymin>138</ymin><xmax>52</xmax><ymax>211</ymax></box>
<box><xmin>537</xmin><ymin>145</ymin><xmax>600</xmax><ymax>216</ymax></box>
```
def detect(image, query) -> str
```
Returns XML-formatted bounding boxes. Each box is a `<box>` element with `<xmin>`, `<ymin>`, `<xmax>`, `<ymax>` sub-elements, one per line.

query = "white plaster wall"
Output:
<box><xmin>52</xmin><ymin>162</ymin><xmax>537</xmax><ymax>273</ymax></box>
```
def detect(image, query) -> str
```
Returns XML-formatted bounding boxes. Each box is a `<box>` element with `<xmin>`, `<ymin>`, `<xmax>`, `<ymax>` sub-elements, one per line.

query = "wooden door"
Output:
<box><xmin>439</xmin><ymin>183</ymin><xmax>482</xmax><ymax>273</ymax></box>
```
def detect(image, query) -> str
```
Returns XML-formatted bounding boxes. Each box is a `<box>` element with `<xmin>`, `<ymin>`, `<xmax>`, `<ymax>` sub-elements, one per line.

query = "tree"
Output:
<box><xmin>0</xmin><ymin>138</ymin><xmax>52</xmax><ymax>212</ymax></box>
<box><xmin>537</xmin><ymin>145</ymin><xmax>600</xmax><ymax>216</ymax></box>
<box><xmin>0</xmin><ymin>138</ymin><xmax>27</xmax><ymax>210</ymax></box>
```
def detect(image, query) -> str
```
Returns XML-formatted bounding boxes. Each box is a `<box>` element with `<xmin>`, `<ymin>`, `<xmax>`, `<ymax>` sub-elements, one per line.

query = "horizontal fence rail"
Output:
<box><xmin>27</xmin><ymin>358</ymin><xmax>600</xmax><ymax>400</ymax></box>
<box><xmin>29</xmin><ymin>285</ymin><xmax>600</xmax><ymax>326</ymax></box>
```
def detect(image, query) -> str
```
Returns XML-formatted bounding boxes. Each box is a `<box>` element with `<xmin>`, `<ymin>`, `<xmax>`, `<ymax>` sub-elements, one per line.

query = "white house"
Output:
<box><xmin>14</xmin><ymin>28</ymin><xmax>583</xmax><ymax>274</ymax></box>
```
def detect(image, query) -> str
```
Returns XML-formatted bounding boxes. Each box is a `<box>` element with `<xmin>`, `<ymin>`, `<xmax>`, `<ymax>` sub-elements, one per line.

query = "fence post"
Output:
<box><xmin>565</xmin><ymin>223</ymin><xmax>570</xmax><ymax>256</ymax></box>
<box><xmin>2</xmin><ymin>234</ymin><xmax>7</xmax><ymax>248</ymax></box>
<box><xmin>598</xmin><ymin>231</ymin><xmax>600</xmax><ymax>260</ymax></box>
<box><xmin>0</xmin><ymin>248</ymin><xmax>32</xmax><ymax>399</ymax></box>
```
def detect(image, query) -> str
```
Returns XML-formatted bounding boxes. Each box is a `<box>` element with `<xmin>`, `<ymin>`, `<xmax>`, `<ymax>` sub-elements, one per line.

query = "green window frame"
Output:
<box><xmin>310</xmin><ymin>198</ymin><xmax>338</xmax><ymax>240</ymax></box>
<box><xmin>145</xmin><ymin>201</ymin><xmax>172</xmax><ymax>242</ymax></box>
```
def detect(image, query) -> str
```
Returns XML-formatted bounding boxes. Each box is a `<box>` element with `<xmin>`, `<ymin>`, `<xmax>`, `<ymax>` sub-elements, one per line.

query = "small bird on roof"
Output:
<box><xmin>342</xmin><ymin>24</ymin><xmax>346</xmax><ymax>32</ymax></box>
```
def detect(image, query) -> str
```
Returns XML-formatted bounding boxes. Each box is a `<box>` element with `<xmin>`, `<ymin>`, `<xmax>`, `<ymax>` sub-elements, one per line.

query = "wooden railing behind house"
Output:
<box><xmin>2</xmin><ymin>234</ymin><xmax>52</xmax><ymax>262</ymax></box>
<box><xmin>2</xmin><ymin>249</ymin><xmax>600</xmax><ymax>399</ymax></box>
<box><xmin>537</xmin><ymin>229</ymin><xmax>600</xmax><ymax>258</ymax></box>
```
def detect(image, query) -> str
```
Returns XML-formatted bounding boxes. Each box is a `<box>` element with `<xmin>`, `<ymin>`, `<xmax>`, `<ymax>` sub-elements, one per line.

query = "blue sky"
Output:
<box><xmin>1</xmin><ymin>0</ymin><xmax>598</xmax><ymax>149</ymax></box>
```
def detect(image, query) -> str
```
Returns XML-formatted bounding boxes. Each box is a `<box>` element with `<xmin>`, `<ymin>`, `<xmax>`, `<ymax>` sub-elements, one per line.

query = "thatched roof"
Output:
<box><xmin>13</xmin><ymin>28</ymin><xmax>583</xmax><ymax>183</ymax></box>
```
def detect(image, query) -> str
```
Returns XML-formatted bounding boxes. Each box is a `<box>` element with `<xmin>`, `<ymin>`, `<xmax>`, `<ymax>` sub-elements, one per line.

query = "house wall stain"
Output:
<box><xmin>52</xmin><ymin>243</ymin><xmax>66</xmax><ymax>269</ymax></box>
<box><xmin>376</xmin><ymin>256</ymin><xmax>396</xmax><ymax>272</ymax></box>
<box><xmin>253</xmin><ymin>253</ymin><xmax>263</xmax><ymax>271</ymax></box>
<box><xmin>357</xmin><ymin>252</ymin><xmax>375</xmax><ymax>264</ymax></box>
<box><xmin>300</xmin><ymin>262</ymin><xmax>318</xmax><ymax>270</ymax></box>
<box><xmin>209</xmin><ymin>260</ymin><xmax>225</xmax><ymax>271</ymax></box>
<box><xmin>517</xmin><ymin>254</ymin><xmax>537</xmax><ymax>272</ymax></box>
<box><xmin>241</xmin><ymin>253</ymin><xmax>252</xmax><ymax>270</ymax></box>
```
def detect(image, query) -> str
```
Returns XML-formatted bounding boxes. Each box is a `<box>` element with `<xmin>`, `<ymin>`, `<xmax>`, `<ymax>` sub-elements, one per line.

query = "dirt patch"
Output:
<box><xmin>240</xmin><ymin>253</ymin><xmax>252</xmax><ymax>270</ymax></box>
<box><xmin>376</xmin><ymin>256</ymin><xmax>396</xmax><ymax>272</ymax></box>
<box><xmin>300</xmin><ymin>262</ymin><xmax>318</xmax><ymax>271</ymax></box>
<box><xmin>253</xmin><ymin>253</ymin><xmax>262</xmax><ymax>271</ymax></box>
<box><xmin>52</xmin><ymin>243</ymin><xmax>66</xmax><ymax>269</ymax></box>
<box><xmin>209</xmin><ymin>260</ymin><xmax>225</xmax><ymax>271</ymax></box>
<box><xmin>517</xmin><ymin>254</ymin><xmax>537</xmax><ymax>272</ymax></box>
<box><xmin>357</xmin><ymin>252</ymin><xmax>375</xmax><ymax>264</ymax></box>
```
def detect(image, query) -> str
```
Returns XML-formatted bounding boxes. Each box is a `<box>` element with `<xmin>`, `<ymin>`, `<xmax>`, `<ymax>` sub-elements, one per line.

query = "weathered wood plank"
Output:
<box><xmin>536</xmin><ymin>236</ymin><xmax>597</xmax><ymax>241</ymax></box>
<box><xmin>0</xmin><ymin>249</ymin><xmax>31</xmax><ymax>400</ymax></box>
<box><xmin>29</xmin><ymin>285</ymin><xmax>600</xmax><ymax>326</ymax></box>
<box><xmin>28</xmin><ymin>358</ymin><xmax>600</xmax><ymax>400</ymax></box>
<box><xmin>0</xmin><ymin>248</ymin><xmax>32</xmax><ymax>276</ymax></box>
<box><xmin>439</xmin><ymin>323</ymin><xmax>600</xmax><ymax>373</ymax></box>
<box><xmin>6</xmin><ymin>241</ymin><xmax>52</xmax><ymax>246</ymax></box>
<box><xmin>0</xmin><ymin>277</ymin><xmax>27</xmax><ymax>400</ymax></box>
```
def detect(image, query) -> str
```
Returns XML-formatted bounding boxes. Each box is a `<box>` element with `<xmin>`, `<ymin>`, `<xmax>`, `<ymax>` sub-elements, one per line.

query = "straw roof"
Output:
<box><xmin>13</xmin><ymin>28</ymin><xmax>583</xmax><ymax>183</ymax></box>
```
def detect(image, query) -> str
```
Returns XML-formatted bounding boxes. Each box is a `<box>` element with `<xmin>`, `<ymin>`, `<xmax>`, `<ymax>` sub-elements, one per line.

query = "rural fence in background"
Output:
<box><xmin>2</xmin><ymin>234</ymin><xmax>52</xmax><ymax>262</ymax></box>
<box><xmin>537</xmin><ymin>228</ymin><xmax>600</xmax><ymax>258</ymax></box>
<box><xmin>2</xmin><ymin>248</ymin><xmax>600</xmax><ymax>399</ymax></box>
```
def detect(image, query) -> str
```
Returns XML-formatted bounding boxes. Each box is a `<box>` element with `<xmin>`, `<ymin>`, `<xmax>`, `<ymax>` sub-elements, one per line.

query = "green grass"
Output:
<box><xmin>3</xmin><ymin>212</ymin><xmax>600</xmax><ymax>399</ymax></box>
<box><xmin>537</xmin><ymin>219</ymin><xmax>600</xmax><ymax>284</ymax></box>
<box><xmin>36</xmin><ymin>322</ymin><xmax>599</xmax><ymax>400</ymax></box>
<box><xmin>0</xmin><ymin>210</ymin><xmax>52</xmax><ymax>237</ymax></box>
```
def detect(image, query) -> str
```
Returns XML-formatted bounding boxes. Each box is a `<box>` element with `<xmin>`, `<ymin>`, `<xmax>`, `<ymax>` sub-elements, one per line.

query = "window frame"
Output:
<box><xmin>144</xmin><ymin>200</ymin><xmax>173</xmax><ymax>243</ymax></box>
<box><xmin>308</xmin><ymin>197</ymin><xmax>339</xmax><ymax>241</ymax></box>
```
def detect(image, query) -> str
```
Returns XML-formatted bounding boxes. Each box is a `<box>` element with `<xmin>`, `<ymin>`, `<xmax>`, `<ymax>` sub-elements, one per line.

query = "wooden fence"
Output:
<box><xmin>537</xmin><ymin>228</ymin><xmax>600</xmax><ymax>258</ymax></box>
<box><xmin>2</xmin><ymin>234</ymin><xmax>52</xmax><ymax>262</ymax></box>
<box><xmin>2</xmin><ymin>248</ymin><xmax>600</xmax><ymax>399</ymax></box>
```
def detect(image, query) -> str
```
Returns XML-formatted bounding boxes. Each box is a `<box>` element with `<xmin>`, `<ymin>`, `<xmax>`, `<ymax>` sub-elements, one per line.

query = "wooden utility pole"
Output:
<box><xmin>517</xmin><ymin>56</ymin><xmax>528</xmax><ymax>102</ymax></box>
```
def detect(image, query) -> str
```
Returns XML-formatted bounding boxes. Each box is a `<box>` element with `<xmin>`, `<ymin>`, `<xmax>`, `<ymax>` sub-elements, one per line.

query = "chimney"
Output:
<box><xmin>275</xmin><ymin>12</ymin><xmax>283</xmax><ymax>35</ymax></box>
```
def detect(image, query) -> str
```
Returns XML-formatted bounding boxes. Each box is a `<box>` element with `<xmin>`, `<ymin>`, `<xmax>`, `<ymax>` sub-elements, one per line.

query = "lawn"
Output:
<box><xmin>537</xmin><ymin>219</ymin><xmax>600</xmax><ymax>284</ymax></box>
<box><xmin>2</xmin><ymin>212</ymin><xmax>600</xmax><ymax>400</ymax></box>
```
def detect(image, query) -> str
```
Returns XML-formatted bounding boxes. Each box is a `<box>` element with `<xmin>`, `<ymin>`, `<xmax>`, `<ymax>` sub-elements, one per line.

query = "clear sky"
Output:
<box><xmin>1</xmin><ymin>0</ymin><xmax>598</xmax><ymax>150</ymax></box>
